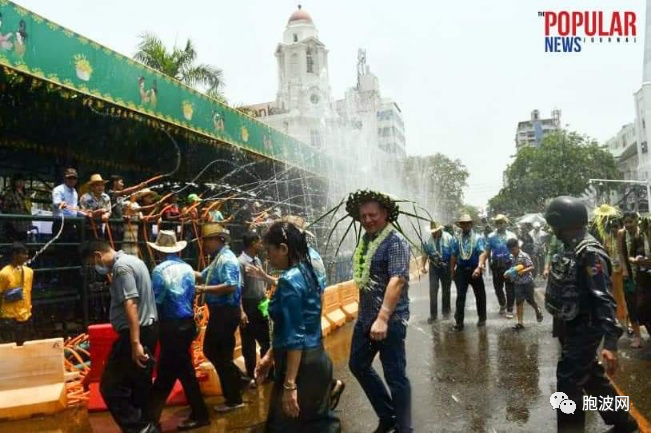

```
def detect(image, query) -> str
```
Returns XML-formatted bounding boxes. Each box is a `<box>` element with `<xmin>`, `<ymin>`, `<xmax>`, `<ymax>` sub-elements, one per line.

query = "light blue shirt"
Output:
<box><xmin>52</xmin><ymin>183</ymin><xmax>82</xmax><ymax>217</ymax></box>
<box><xmin>201</xmin><ymin>246</ymin><xmax>242</xmax><ymax>307</ymax></box>
<box><xmin>423</xmin><ymin>231</ymin><xmax>454</xmax><ymax>263</ymax></box>
<box><xmin>152</xmin><ymin>255</ymin><xmax>195</xmax><ymax>320</ymax></box>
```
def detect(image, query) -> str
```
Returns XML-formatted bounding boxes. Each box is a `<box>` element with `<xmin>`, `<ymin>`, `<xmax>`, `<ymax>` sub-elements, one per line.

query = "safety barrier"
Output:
<box><xmin>0</xmin><ymin>338</ymin><xmax>67</xmax><ymax>420</ymax></box>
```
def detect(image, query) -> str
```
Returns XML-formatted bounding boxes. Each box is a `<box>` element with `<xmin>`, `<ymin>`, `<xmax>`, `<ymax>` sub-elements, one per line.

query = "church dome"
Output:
<box><xmin>288</xmin><ymin>5</ymin><xmax>313</xmax><ymax>23</ymax></box>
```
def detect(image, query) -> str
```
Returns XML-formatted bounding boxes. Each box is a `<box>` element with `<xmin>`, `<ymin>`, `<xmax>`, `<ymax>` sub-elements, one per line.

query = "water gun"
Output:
<box><xmin>504</xmin><ymin>264</ymin><xmax>524</xmax><ymax>280</ymax></box>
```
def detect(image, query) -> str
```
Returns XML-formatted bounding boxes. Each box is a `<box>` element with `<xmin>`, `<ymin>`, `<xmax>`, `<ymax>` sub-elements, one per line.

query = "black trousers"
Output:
<box><xmin>428</xmin><ymin>265</ymin><xmax>451</xmax><ymax>319</ymax></box>
<box><xmin>454</xmin><ymin>267</ymin><xmax>487</xmax><ymax>325</ymax></box>
<box><xmin>491</xmin><ymin>263</ymin><xmax>515</xmax><ymax>312</ymax></box>
<box><xmin>556</xmin><ymin>319</ymin><xmax>633</xmax><ymax>432</ymax></box>
<box><xmin>204</xmin><ymin>305</ymin><xmax>243</xmax><ymax>405</ymax></box>
<box><xmin>241</xmin><ymin>298</ymin><xmax>271</xmax><ymax>379</ymax></box>
<box><xmin>151</xmin><ymin>318</ymin><xmax>208</xmax><ymax>423</ymax></box>
<box><xmin>0</xmin><ymin>318</ymin><xmax>33</xmax><ymax>345</ymax></box>
<box><xmin>267</xmin><ymin>346</ymin><xmax>341</xmax><ymax>433</ymax></box>
<box><xmin>100</xmin><ymin>324</ymin><xmax>158</xmax><ymax>433</ymax></box>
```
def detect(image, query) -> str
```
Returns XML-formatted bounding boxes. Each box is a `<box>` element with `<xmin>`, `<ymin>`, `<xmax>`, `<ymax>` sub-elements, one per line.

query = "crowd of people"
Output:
<box><xmin>420</xmin><ymin>200</ymin><xmax>640</xmax><ymax>432</ymax></box>
<box><xmin>0</xmin><ymin>167</ymin><xmax>647</xmax><ymax>433</ymax></box>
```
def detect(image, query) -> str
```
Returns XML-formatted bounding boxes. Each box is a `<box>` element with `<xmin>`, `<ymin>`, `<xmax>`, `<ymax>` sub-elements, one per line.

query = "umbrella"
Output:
<box><xmin>517</xmin><ymin>213</ymin><xmax>546</xmax><ymax>225</ymax></box>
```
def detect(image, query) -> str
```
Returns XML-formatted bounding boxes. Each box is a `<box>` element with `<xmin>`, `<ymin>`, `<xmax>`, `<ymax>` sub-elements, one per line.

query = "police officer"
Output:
<box><xmin>544</xmin><ymin>196</ymin><xmax>637</xmax><ymax>433</ymax></box>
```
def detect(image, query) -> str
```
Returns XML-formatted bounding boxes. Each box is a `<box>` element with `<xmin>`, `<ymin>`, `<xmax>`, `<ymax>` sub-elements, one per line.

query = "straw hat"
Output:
<box><xmin>492</xmin><ymin>214</ymin><xmax>509</xmax><ymax>224</ymax></box>
<box><xmin>456</xmin><ymin>214</ymin><xmax>473</xmax><ymax>224</ymax></box>
<box><xmin>87</xmin><ymin>174</ymin><xmax>108</xmax><ymax>185</ymax></box>
<box><xmin>281</xmin><ymin>215</ymin><xmax>315</xmax><ymax>238</ymax></box>
<box><xmin>202</xmin><ymin>223</ymin><xmax>230</xmax><ymax>239</ymax></box>
<box><xmin>137</xmin><ymin>188</ymin><xmax>156</xmax><ymax>199</ymax></box>
<box><xmin>64</xmin><ymin>168</ymin><xmax>78</xmax><ymax>178</ymax></box>
<box><xmin>147</xmin><ymin>230</ymin><xmax>187</xmax><ymax>253</ymax></box>
<box><xmin>430</xmin><ymin>221</ymin><xmax>443</xmax><ymax>233</ymax></box>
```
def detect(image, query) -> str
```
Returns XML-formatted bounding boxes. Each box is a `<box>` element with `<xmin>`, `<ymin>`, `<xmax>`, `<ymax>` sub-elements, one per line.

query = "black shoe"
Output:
<box><xmin>329</xmin><ymin>379</ymin><xmax>346</xmax><ymax>410</ymax></box>
<box><xmin>427</xmin><ymin>317</ymin><xmax>436</xmax><ymax>324</ymax></box>
<box><xmin>451</xmin><ymin>323</ymin><xmax>464</xmax><ymax>332</ymax></box>
<box><xmin>178</xmin><ymin>418</ymin><xmax>211</xmax><ymax>431</ymax></box>
<box><xmin>513</xmin><ymin>323</ymin><xmax>525</xmax><ymax>331</ymax></box>
<box><xmin>477</xmin><ymin>320</ymin><xmax>486</xmax><ymax>327</ymax></box>
<box><xmin>373</xmin><ymin>418</ymin><xmax>397</xmax><ymax>433</ymax></box>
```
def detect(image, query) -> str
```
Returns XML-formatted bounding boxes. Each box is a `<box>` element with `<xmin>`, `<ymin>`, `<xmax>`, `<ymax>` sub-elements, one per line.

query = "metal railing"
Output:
<box><xmin>0</xmin><ymin>213</ymin><xmax>353</xmax><ymax>338</ymax></box>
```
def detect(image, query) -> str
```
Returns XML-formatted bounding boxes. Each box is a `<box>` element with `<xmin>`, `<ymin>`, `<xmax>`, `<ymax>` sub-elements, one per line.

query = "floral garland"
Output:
<box><xmin>457</xmin><ymin>231</ymin><xmax>477</xmax><ymax>261</ymax></box>
<box><xmin>353</xmin><ymin>224</ymin><xmax>394</xmax><ymax>291</ymax></box>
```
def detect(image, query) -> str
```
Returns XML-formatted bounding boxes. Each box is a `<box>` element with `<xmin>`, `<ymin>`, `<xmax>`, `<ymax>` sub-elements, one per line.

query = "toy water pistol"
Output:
<box><xmin>504</xmin><ymin>264</ymin><xmax>524</xmax><ymax>280</ymax></box>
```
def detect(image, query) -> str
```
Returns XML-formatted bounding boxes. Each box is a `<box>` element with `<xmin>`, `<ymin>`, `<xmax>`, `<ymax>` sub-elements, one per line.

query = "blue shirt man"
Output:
<box><xmin>451</xmin><ymin>231</ymin><xmax>486</xmax><ymax>269</ymax></box>
<box><xmin>152</xmin><ymin>255</ymin><xmax>195</xmax><ymax>320</ymax></box>
<box><xmin>52</xmin><ymin>168</ymin><xmax>83</xmax><ymax>217</ymax></box>
<box><xmin>486</xmin><ymin>229</ymin><xmax>518</xmax><ymax>268</ymax></box>
<box><xmin>423</xmin><ymin>230</ymin><xmax>454</xmax><ymax>265</ymax></box>
<box><xmin>201</xmin><ymin>246</ymin><xmax>242</xmax><ymax>307</ymax></box>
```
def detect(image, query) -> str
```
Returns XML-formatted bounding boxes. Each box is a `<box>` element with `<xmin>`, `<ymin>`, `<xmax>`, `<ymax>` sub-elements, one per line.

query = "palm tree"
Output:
<box><xmin>134</xmin><ymin>32</ymin><xmax>224</xmax><ymax>99</ymax></box>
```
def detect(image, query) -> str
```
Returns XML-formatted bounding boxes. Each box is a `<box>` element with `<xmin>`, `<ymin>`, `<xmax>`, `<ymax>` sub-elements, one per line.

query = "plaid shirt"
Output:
<box><xmin>358</xmin><ymin>230</ymin><xmax>411</xmax><ymax>330</ymax></box>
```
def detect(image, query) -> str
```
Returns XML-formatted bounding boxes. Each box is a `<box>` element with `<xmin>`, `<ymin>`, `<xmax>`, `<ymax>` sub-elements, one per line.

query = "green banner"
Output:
<box><xmin>0</xmin><ymin>0</ymin><xmax>330</xmax><ymax>175</ymax></box>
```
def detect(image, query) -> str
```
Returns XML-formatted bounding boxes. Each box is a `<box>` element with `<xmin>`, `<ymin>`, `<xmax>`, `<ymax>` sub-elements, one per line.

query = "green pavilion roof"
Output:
<box><xmin>0</xmin><ymin>0</ymin><xmax>329</xmax><ymax>175</ymax></box>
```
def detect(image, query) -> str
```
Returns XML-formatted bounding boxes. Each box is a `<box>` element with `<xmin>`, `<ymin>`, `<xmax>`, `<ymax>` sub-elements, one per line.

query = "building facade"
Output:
<box><xmin>244</xmin><ymin>6</ymin><xmax>406</xmax><ymax>160</ymax></box>
<box><xmin>515</xmin><ymin>109</ymin><xmax>562</xmax><ymax>149</ymax></box>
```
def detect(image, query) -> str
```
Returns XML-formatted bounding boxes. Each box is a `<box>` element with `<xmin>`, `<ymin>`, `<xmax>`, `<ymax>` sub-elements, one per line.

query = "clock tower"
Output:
<box><xmin>275</xmin><ymin>5</ymin><xmax>332</xmax><ymax>119</ymax></box>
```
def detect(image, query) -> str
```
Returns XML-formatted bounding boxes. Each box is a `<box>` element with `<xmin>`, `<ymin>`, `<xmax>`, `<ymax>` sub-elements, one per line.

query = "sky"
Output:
<box><xmin>12</xmin><ymin>0</ymin><xmax>646</xmax><ymax>207</ymax></box>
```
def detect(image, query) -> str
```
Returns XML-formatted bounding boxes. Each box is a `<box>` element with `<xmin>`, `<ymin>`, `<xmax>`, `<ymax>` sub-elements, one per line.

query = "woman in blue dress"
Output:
<box><xmin>255</xmin><ymin>221</ymin><xmax>341</xmax><ymax>432</ymax></box>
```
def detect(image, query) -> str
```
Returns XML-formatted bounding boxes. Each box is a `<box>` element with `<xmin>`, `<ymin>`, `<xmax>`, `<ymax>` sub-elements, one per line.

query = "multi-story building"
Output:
<box><xmin>604</xmin><ymin>123</ymin><xmax>639</xmax><ymax>208</ymax></box>
<box><xmin>244</xmin><ymin>6</ymin><xmax>406</xmax><ymax>160</ymax></box>
<box><xmin>515</xmin><ymin>109</ymin><xmax>562</xmax><ymax>149</ymax></box>
<box><xmin>634</xmin><ymin>0</ymin><xmax>651</xmax><ymax>181</ymax></box>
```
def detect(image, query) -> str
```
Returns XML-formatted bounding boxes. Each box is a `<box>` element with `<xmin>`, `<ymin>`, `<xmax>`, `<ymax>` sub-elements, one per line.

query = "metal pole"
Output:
<box><xmin>647</xmin><ymin>181</ymin><xmax>651</xmax><ymax>213</ymax></box>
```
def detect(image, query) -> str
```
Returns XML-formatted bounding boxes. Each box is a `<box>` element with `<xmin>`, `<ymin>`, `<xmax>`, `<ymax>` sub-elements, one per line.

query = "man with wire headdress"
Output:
<box><xmin>344</xmin><ymin>191</ymin><xmax>412</xmax><ymax>433</ymax></box>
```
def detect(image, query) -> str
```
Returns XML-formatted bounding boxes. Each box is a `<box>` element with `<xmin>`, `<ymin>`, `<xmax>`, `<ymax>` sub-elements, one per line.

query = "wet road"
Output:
<box><xmin>1</xmin><ymin>274</ymin><xmax>649</xmax><ymax>432</ymax></box>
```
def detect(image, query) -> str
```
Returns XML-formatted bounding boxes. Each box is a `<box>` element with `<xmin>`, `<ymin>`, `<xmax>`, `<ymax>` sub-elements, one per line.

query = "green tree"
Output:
<box><xmin>402</xmin><ymin>154</ymin><xmax>469</xmax><ymax>223</ymax></box>
<box><xmin>134</xmin><ymin>33</ymin><xmax>224</xmax><ymax>99</ymax></box>
<box><xmin>488</xmin><ymin>131</ymin><xmax>620</xmax><ymax>215</ymax></box>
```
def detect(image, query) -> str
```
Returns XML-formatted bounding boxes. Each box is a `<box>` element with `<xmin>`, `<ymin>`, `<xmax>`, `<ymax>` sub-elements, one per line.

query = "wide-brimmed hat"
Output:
<box><xmin>345</xmin><ymin>190</ymin><xmax>400</xmax><ymax>222</ymax></box>
<box><xmin>137</xmin><ymin>188</ymin><xmax>156</xmax><ymax>199</ymax></box>
<box><xmin>147</xmin><ymin>230</ymin><xmax>187</xmax><ymax>253</ymax></box>
<box><xmin>282</xmin><ymin>215</ymin><xmax>315</xmax><ymax>238</ymax></box>
<box><xmin>87</xmin><ymin>174</ymin><xmax>109</xmax><ymax>185</ymax></box>
<box><xmin>202</xmin><ymin>223</ymin><xmax>230</xmax><ymax>239</ymax></box>
<box><xmin>430</xmin><ymin>221</ymin><xmax>443</xmax><ymax>233</ymax></box>
<box><xmin>492</xmin><ymin>214</ymin><xmax>509</xmax><ymax>223</ymax></box>
<box><xmin>456</xmin><ymin>214</ymin><xmax>473</xmax><ymax>224</ymax></box>
<box><xmin>64</xmin><ymin>168</ymin><xmax>78</xmax><ymax>178</ymax></box>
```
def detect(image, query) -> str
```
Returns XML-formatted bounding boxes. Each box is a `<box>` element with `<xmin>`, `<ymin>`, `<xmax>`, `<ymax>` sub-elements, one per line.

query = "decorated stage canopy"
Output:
<box><xmin>0</xmin><ymin>0</ymin><xmax>329</xmax><ymax>176</ymax></box>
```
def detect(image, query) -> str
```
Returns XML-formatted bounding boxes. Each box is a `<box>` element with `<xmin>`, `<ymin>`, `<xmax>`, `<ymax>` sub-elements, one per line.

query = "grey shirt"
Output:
<box><xmin>238</xmin><ymin>252</ymin><xmax>267</xmax><ymax>301</ymax></box>
<box><xmin>109</xmin><ymin>250</ymin><xmax>158</xmax><ymax>331</ymax></box>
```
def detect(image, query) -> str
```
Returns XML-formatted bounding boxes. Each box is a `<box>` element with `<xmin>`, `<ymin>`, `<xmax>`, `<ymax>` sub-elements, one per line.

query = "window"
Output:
<box><xmin>293</xmin><ymin>33</ymin><xmax>298</xmax><ymax>42</ymax></box>
<box><xmin>310</xmin><ymin>129</ymin><xmax>322</xmax><ymax>147</ymax></box>
<box><xmin>306</xmin><ymin>48</ymin><xmax>314</xmax><ymax>73</ymax></box>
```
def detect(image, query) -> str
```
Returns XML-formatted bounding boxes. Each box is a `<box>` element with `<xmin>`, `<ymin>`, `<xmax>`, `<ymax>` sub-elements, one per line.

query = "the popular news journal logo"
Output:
<box><xmin>540</xmin><ymin>11</ymin><xmax>638</xmax><ymax>53</ymax></box>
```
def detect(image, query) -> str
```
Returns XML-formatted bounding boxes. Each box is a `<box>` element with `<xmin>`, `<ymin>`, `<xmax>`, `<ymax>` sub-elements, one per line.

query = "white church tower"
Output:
<box><xmin>268</xmin><ymin>5</ymin><xmax>335</xmax><ymax>147</ymax></box>
<box><xmin>634</xmin><ymin>0</ymin><xmax>651</xmax><ymax>180</ymax></box>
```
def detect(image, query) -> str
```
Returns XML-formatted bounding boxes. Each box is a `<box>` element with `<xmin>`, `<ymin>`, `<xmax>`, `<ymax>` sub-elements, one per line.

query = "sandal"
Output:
<box><xmin>329</xmin><ymin>379</ymin><xmax>346</xmax><ymax>410</ymax></box>
<box><xmin>513</xmin><ymin>323</ymin><xmax>525</xmax><ymax>331</ymax></box>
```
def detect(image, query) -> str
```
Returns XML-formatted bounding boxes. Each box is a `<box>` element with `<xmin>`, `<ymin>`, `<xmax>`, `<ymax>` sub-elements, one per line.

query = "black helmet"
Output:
<box><xmin>545</xmin><ymin>196</ymin><xmax>588</xmax><ymax>229</ymax></box>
